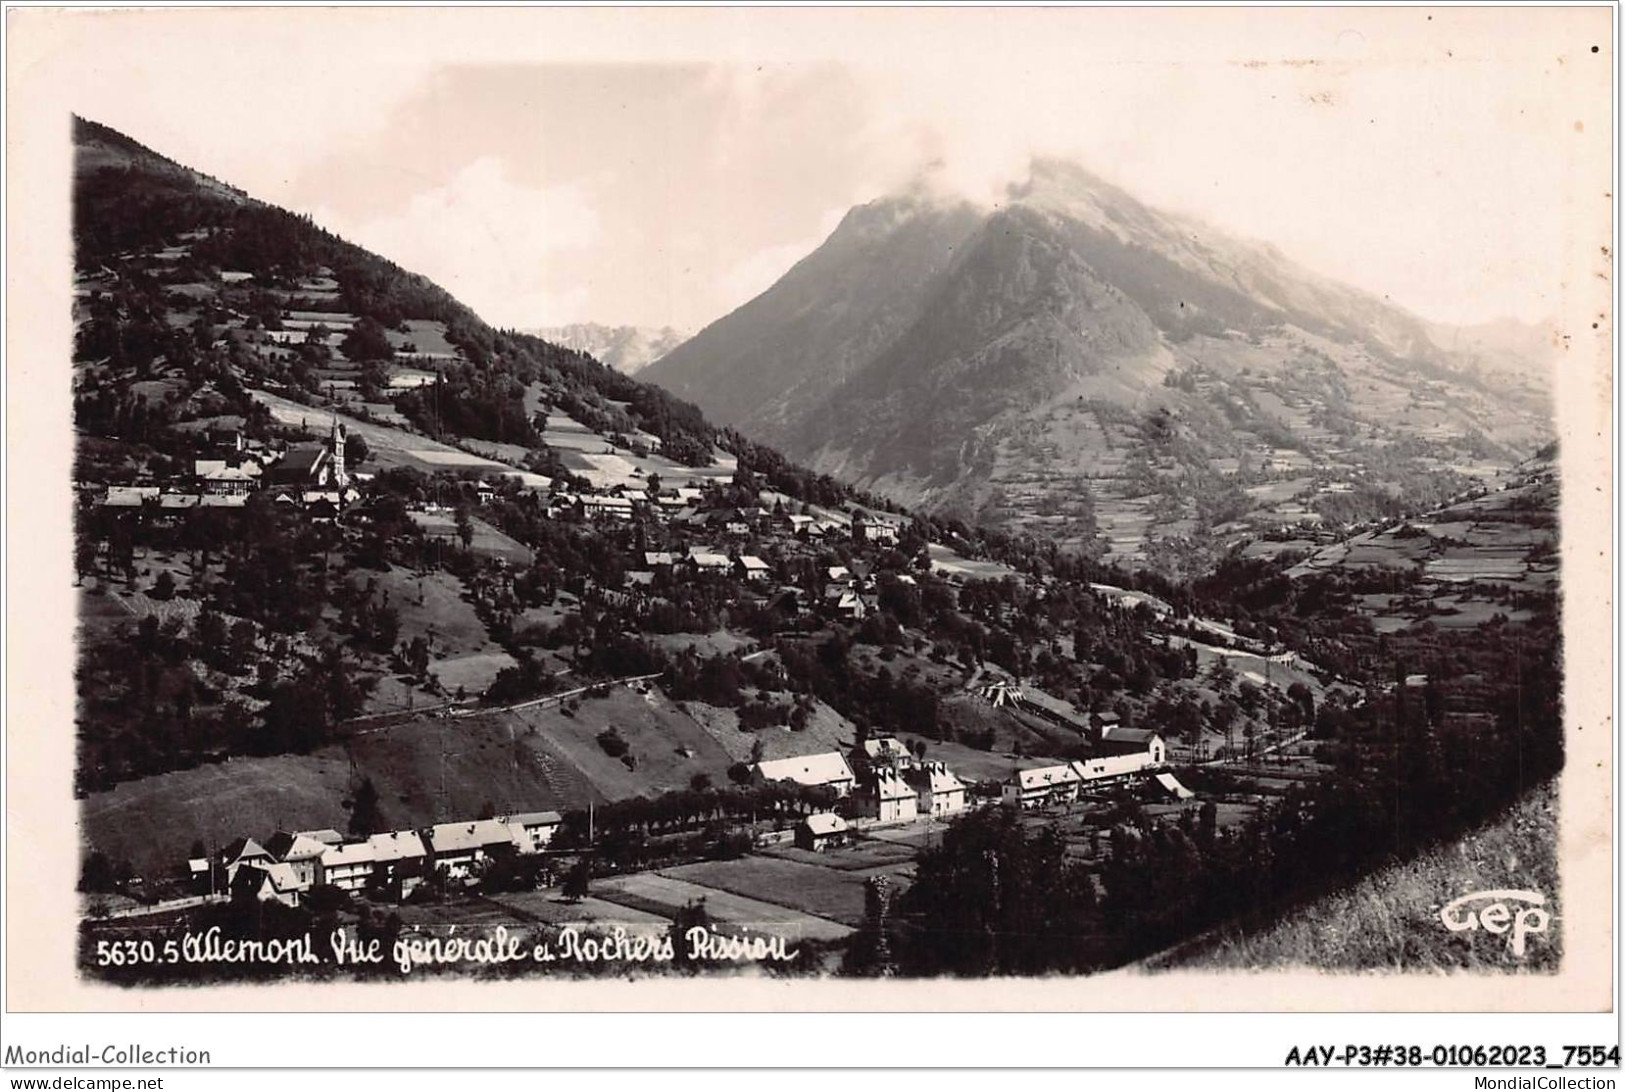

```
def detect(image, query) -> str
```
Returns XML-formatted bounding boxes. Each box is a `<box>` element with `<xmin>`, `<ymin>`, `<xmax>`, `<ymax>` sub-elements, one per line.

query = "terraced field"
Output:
<box><xmin>1283</xmin><ymin>462</ymin><xmax>1557</xmax><ymax>633</ymax></box>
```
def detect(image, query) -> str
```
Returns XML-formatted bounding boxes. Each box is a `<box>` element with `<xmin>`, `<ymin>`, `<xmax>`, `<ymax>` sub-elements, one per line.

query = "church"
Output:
<box><xmin>269</xmin><ymin>420</ymin><xmax>350</xmax><ymax>491</ymax></box>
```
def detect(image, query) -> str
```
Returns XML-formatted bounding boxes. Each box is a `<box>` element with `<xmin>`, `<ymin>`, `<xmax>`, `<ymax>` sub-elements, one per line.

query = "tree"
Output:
<box><xmin>402</xmin><ymin>635</ymin><xmax>431</xmax><ymax>681</ymax></box>
<box><xmin>347</xmin><ymin>777</ymin><xmax>385</xmax><ymax>838</ymax></box>
<box><xmin>306</xmin><ymin>883</ymin><xmax>349</xmax><ymax>916</ymax></box>
<box><xmin>257</xmin><ymin>674</ymin><xmax>333</xmax><ymax>754</ymax></box>
<box><xmin>1210</xmin><ymin>698</ymin><xmax>1241</xmax><ymax>756</ymax></box>
<box><xmin>899</xmin><ymin>806</ymin><xmax>1099</xmax><ymax>976</ymax></box>
<box><xmin>844</xmin><ymin>874</ymin><xmax>901</xmax><ymax>976</ymax></box>
<box><xmin>228</xmin><ymin>619</ymin><xmax>258</xmax><ymax>672</ymax></box>
<box><xmin>340</xmin><ymin>316</ymin><xmax>394</xmax><ymax>362</ymax></box>
<box><xmin>195</xmin><ymin>607</ymin><xmax>228</xmax><ymax>656</ymax></box>
<box><xmin>79</xmin><ymin>851</ymin><xmax>116</xmax><ymax>893</ymax></box>
<box><xmin>1197</xmin><ymin>801</ymin><xmax>1218</xmax><ymax>848</ymax></box>
<box><xmin>1285</xmin><ymin>682</ymin><xmax>1315</xmax><ymax>727</ymax></box>
<box><xmin>562</xmin><ymin>858</ymin><xmax>591</xmax><ymax>902</ymax></box>
<box><xmin>75</xmin><ymin>536</ymin><xmax>99</xmax><ymax>584</ymax></box>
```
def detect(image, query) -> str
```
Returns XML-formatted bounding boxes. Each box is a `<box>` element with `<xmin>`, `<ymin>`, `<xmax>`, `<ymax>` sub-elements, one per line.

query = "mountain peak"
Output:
<box><xmin>1001</xmin><ymin>157</ymin><xmax>1182</xmax><ymax>242</ymax></box>
<box><xmin>834</xmin><ymin>186</ymin><xmax>980</xmax><ymax>240</ymax></box>
<box><xmin>1020</xmin><ymin>156</ymin><xmax>1119</xmax><ymax>194</ymax></box>
<box><xmin>641</xmin><ymin>155</ymin><xmax>1553</xmax><ymax>568</ymax></box>
<box><xmin>529</xmin><ymin>322</ymin><xmax>689</xmax><ymax>375</ymax></box>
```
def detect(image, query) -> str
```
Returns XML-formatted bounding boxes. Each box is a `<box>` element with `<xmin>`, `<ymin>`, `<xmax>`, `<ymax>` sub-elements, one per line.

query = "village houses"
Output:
<box><xmin>261</xmin><ymin>832</ymin><xmax>329</xmax><ymax>889</ymax></box>
<box><xmin>794</xmin><ymin>812</ymin><xmax>850</xmax><ymax>852</ymax></box>
<box><xmin>425</xmin><ymin>819</ymin><xmax>521</xmax><ymax>880</ymax></box>
<box><xmin>907</xmin><ymin>761</ymin><xmax>967</xmax><ymax>818</ymax></box>
<box><xmin>232</xmin><ymin>861</ymin><xmax>305</xmax><ymax>908</ymax></box>
<box><xmin>1002</xmin><ymin>763</ymin><xmax>1082</xmax><ymax>809</ymax></box>
<box><xmin>502</xmin><ymin>811</ymin><xmax>563</xmax><ymax>854</ymax></box>
<box><xmin>857</xmin><ymin>769</ymin><xmax>919</xmax><ymax>823</ymax></box>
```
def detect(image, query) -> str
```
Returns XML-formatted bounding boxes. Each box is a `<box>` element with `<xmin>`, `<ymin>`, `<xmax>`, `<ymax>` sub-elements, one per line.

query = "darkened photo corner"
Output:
<box><xmin>60</xmin><ymin>11</ymin><xmax>1589</xmax><ymax>992</ymax></box>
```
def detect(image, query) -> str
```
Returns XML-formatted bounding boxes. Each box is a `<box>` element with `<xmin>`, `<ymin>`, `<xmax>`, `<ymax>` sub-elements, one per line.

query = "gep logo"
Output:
<box><xmin>1439</xmin><ymin>889</ymin><xmax>1551</xmax><ymax>958</ymax></box>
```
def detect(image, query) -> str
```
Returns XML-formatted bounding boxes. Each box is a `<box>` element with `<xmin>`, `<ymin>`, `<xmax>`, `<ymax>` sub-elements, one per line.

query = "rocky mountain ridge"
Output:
<box><xmin>644</xmin><ymin>160</ymin><xmax>1554</xmax><ymax>576</ymax></box>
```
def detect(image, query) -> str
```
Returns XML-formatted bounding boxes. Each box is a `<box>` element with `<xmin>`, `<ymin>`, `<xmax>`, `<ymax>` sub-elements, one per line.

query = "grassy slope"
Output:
<box><xmin>505</xmin><ymin>687</ymin><xmax>736</xmax><ymax>800</ymax></box>
<box><xmin>680</xmin><ymin>695</ymin><xmax>857</xmax><ymax>764</ymax></box>
<box><xmin>80</xmin><ymin>687</ymin><xmax>741</xmax><ymax>877</ymax></box>
<box><xmin>1168</xmin><ymin>780</ymin><xmax>1560</xmax><ymax>972</ymax></box>
<box><xmin>81</xmin><ymin>754</ymin><xmax>354</xmax><ymax>876</ymax></box>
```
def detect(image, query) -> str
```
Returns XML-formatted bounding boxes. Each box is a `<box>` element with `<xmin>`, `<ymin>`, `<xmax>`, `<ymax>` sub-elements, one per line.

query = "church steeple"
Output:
<box><xmin>330</xmin><ymin>415</ymin><xmax>348</xmax><ymax>490</ymax></box>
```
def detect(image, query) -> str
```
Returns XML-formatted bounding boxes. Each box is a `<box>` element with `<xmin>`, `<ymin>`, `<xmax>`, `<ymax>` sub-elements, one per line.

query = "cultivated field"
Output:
<box><xmin>430</xmin><ymin>652</ymin><xmax>520</xmax><ymax>697</ymax></box>
<box><xmin>761</xmin><ymin>837</ymin><xmax>919</xmax><ymax>873</ymax></box>
<box><xmin>400</xmin><ymin>890</ymin><xmax>675</xmax><ymax>936</ymax></box>
<box><xmin>661</xmin><ymin>857</ymin><xmax>873</xmax><ymax>927</ymax></box>
<box><xmin>593</xmin><ymin>871</ymin><xmax>853</xmax><ymax>942</ymax></box>
<box><xmin>928</xmin><ymin>543</ymin><xmax>1021</xmax><ymax>582</ymax></box>
<box><xmin>385</xmin><ymin>319</ymin><xmax>460</xmax><ymax>358</ymax></box>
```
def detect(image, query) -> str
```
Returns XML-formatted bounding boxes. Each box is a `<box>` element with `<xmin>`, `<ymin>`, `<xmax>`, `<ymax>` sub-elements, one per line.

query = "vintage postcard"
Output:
<box><xmin>2</xmin><ymin>5</ymin><xmax>1614</xmax><ymax>1026</ymax></box>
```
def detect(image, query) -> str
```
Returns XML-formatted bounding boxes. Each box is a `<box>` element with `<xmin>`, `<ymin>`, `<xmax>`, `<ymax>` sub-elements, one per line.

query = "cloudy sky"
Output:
<box><xmin>22</xmin><ymin>7</ymin><xmax>1610</xmax><ymax>331</ymax></box>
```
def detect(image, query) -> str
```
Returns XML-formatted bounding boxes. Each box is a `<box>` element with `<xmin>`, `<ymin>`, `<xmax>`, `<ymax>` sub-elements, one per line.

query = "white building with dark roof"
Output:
<box><xmin>687</xmin><ymin>550</ymin><xmax>732</xmax><ymax>572</ymax></box>
<box><xmin>426</xmin><ymin>820</ymin><xmax>521</xmax><ymax>879</ymax></box>
<box><xmin>194</xmin><ymin>459</ymin><xmax>260</xmax><ymax>495</ymax></box>
<box><xmin>908</xmin><ymin>761</ymin><xmax>967</xmax><ymax>818</ymax></box>
<box><xmin>502</xmin><ymin>811</ymin><xmax>563</xmax><ymax>854</ymax></box>
<box><xmin>857</xmin><ymin>770</ymin><xmax>918</xmax><ymax>823</ymax></box>
<box><xmin>318</xmin><ymin>841</ymin><xmax>377</xmax><ymax>892</ymax></box>
<box><xmin>1070</xmin><ymin>727</ymin><xmax>1167</xmax><ymax>783</ymax></box>
<box><xmin>795</xmin><ymin>813</ymin><xmax>849</xmax><ymax>852</ymax></box>
<box><xmin>862</xmin><ymin>737</ymin><xmax>915</xmax><ymax>770</ymax></box>
<box><xmin>263</xmin><ymin>832</ymin><xmax>330</xmax><ymax>889</ymax></box>
<box><xmin>1002</xmin><ymin>763</ymin><xmax>1081</xmax><ymax>809</ymax></box>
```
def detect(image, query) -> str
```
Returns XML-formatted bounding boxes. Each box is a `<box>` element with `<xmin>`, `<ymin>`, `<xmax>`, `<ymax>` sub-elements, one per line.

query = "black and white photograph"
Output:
<box><xmin>2</xmin><ymin>3</ymin><xmax>1615</xmax><ymax>1047</ymax></box>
